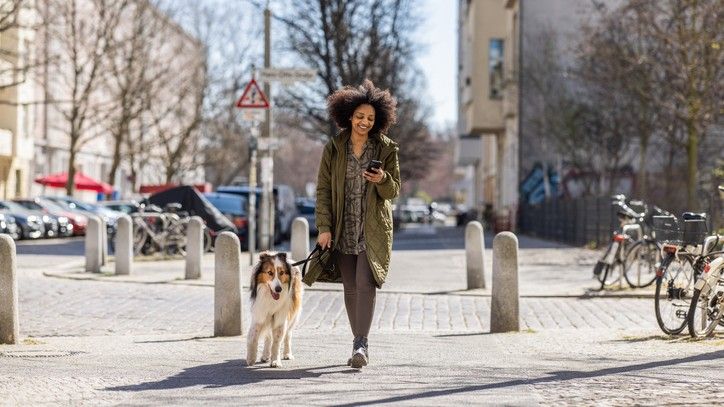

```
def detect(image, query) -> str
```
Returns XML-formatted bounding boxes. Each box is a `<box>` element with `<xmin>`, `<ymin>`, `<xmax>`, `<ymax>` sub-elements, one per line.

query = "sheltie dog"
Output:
<box><xmin>246</xmin><ymin>252</ymin><xmax>303</xmax><ymax>368</ymax></box>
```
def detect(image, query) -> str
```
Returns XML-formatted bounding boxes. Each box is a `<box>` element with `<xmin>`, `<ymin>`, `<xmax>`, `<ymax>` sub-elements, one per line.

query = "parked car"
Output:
<box><xmin>203</xmin><ymin>192</ymin><xmax>249</xmax><ymax>248</ymax></box>
<box><xmin>0</xmin><ymin>213</ymin><xmax>20</xmax><ymax>240</ymax></box>
<box><xmin>0</xmin><ymin>201</ymin><xmax>45</xmax><ymax>239</ymax></box>
<box><xmin>295</xmin><ymin>197</ymin><xmax>317</xmax><ymax>235</ymax></box>
<box><xmin>217</xmin><ymin>184</ymin><xmax>299</xmax><ymax>242</ymax></box>
<box><xmin>4</xmin><ymin>199</ymin><xmax>62</xmax><ymax>238</ymax></box>
<box><xmin>13</xmin><ymin>198</ymin><xmax>76</xmax><ymax>237</ymax></box>
<box><xmin>43</xmin><ymin>196</ymin><xmax>120</xmax><ymax>236</ymax></box>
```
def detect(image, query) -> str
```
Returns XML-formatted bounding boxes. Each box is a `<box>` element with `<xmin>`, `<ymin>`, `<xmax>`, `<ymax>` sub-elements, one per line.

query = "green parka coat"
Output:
<box><xmin>302</xmin><ymin>130</ymin><xmax>400</xmax><ymax>287</ymax></box>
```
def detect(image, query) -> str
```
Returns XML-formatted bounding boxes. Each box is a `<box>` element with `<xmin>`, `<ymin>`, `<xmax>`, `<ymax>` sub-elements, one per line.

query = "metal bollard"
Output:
<box><xmin>115</xmin><ymin>215</ymin><xmax>133</xmax><ymax>276</ymax></box>
<box><xmin>214</xmin><ymin>231</ymin><xmax>242</xmax><ymax>336</ymax></box>
<box><xmin>185</xmin><ymin>216</ymin><xmax>204</xmax><ymax>280</ymax></box>
<box><xmin>465</xmin><ymin>221</ymin><xmax>486</xmax><ymax>289</ymax></box>
<box><xmin>100</xmin><ymin>217</ymin><xmax>108</xmax><ymax>266</ymax></box>
<box><xmin>85</xmin><ymin>216</ymin><xmax>102</xmax><ymax>273</ymax></box>
<box><xmin>0</xmin><ymin>235</ymin><xmax>18</xmax><ymax>344</ymax></box>
<box><xmin>490</xmin><ymin>231</ymin><xmax>520</xmax><ymax>333</ymax></box>
<box><xmin>291</xmin><ymin>217</ymin><xmax>309</xmax><ymax>262</ymax></box>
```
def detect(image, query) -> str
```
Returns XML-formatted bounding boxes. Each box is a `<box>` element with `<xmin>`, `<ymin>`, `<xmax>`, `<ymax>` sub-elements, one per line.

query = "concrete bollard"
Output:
<box><xmin>100</xmin><ymin>217</ymin><xmax>108</xmax><ymax>266</ymax></box>
<box><xmin>291</xmin><ymin>217</ymin><xmax>310</xmax><ymax>262</ymax></box>
<box><xmin>115</xmin><ymin>215</ymin><xmax>133</xmax><ymax>276</ymax></box>
<box><xmin>490</xmin><ymin>231</ymin><xmax>520</xmax><ymax>333</ymax></box>
<box><xmin>185</xmin><ymin>216</ymin><xmax>204</xmax><ymax>280</ymax></box>
<box><xmin>465</xmin><ymin>221</ymin><xmax>486</xmax><ymax>289</ymax></box>
<box><xmin>0</xmin><ymin>235</ymin><xmax>19</xmax><ymax>344</ymax></box>
<box><xmin>214</xmin><ymin>231</ymin><xmax>242</xmax><ymax>336</ymax></box>
<box><xmin>85</xmin><ymin>216</ymin><xmax>102</xmax><ymax>273</ymax></box>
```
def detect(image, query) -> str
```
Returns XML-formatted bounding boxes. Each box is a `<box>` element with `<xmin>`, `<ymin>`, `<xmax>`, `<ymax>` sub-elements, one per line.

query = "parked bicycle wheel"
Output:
<box><xmin>624</xmin><ymin>240</ymin><xmax>660</xmax><ymax>288</ymax></box>
<box><xmin>132</xmin><ymin>219</ymin><xmax>148</xmax><ymax>255</ymax></box>
<box><xmin>687</xmin><ymin>264</ymin><xmax>724</xmax><ymax>338</ymax></box>
<box><xmin>654</xmin><ymin>256</ymin><xmax>695</xmax><ymax>335</ymax></box>
<box><xmin>600</xmin><ymin>261</ymin><xmax>623</xmax><ymax>289</ymax></box>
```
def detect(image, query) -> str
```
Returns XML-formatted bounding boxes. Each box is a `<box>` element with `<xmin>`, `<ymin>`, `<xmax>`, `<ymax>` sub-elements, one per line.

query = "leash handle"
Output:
<box><xmin>292</xmin><ymin>243</ymin><xmax>330</xmax><ymax>278</ymax></box>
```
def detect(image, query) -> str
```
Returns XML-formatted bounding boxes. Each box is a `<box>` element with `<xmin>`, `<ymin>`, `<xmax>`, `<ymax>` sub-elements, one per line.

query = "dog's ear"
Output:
<box><xmin>277</xmin><ymin>252</ymin><xmax>287</xmax><ymax>262</ymax></box>
<box><xmin>259</xmin><ymin>252</ymin><xmax>272</xmax><ymax>262</ymax></box>
<box><xmin>250</xmin><ymin>259</ymin><xmax>262</xmax><ymax>300</ymax></box>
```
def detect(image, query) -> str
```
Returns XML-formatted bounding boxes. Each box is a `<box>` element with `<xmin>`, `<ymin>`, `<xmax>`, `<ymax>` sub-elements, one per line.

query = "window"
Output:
<box><xmin>489</xmin><ymin>39</ymin><xmax>504</xmax><ymax>99</ymax></box>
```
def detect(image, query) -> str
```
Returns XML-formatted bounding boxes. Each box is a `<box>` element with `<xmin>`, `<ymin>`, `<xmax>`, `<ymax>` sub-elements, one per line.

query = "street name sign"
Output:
<box><xmin>259</xmin><ymin>68</ymin><xmax>317</xmax><ymax>84</ymax></box>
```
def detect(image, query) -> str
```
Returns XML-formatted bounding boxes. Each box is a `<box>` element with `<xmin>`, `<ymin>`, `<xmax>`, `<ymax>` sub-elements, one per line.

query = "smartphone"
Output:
<box><xmin>366</xmin><ymin>160</ymin><xmax>382</xmax><ymax>173</ymax></box>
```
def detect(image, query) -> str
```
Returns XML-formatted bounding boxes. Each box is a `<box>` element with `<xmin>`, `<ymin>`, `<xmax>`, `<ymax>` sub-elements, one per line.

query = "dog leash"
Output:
<box><xmin>291</xmin><ymin>243</ymin><xmax>330</xmax><ymax>278</ymax></box>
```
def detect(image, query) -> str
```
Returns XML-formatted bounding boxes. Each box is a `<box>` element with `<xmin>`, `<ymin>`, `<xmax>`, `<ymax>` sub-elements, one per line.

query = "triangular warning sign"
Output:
<box><xmin>236</xmin><ymin>78</ymin><xmax>269</xmax><ymax>109</ymax></box>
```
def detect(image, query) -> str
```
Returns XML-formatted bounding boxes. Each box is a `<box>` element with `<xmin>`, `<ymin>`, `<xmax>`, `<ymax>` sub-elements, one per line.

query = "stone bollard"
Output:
<box><xmin>185</xmin><ymin>216</ymin><xmax>204</xmax><ymax>280</ymax></box>
<box><xmin>0</xmin><ymin>235</ymin><xmax>19</xmax><ymax>344</ymax></box>
<box><xmin>115</xmin><ymin>215</ymin><xmax>133</xmax><ymax>276</ymax></box>
<box><xmin>85</xmin><ymin>216</ymin><xmax>102</xmax><ymax>273</ymax></box>
<box><xmin>490</xmin><ymin>231</ymin><xmax>520</xmax><ymax>333</ymax></box>
<box><xmin>291</xmin><ymin>217</ymin><xmax>310</xmax><ymax>262</ymax></box>
<box><xmin>100</xmin><ymin>217</ymin><xmax>108</xmax><ymax>266</ymax></box>
<box><xmin>214</xmin><ymin>231</ymin><xmax>242</xmax><ymax>336</ymax></box>
<box><xmin>465</xmin><ymin>221</ymin><xmax>486</xmax><ymax>289</ymax></box>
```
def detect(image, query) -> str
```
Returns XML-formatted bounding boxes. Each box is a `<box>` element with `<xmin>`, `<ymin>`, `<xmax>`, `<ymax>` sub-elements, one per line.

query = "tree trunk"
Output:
<box><xmin>636</xmin><ymin>136</ymin><xmax>648</xmax><ymax>199</ymax></box>
<box><xmin>686</xmin><ymin>120</ymin><xmax>698</xmax><ymax>210</ymax></box>
<box><xmin>65</xmin><ymin>146</ymin><xmax>77</xmax><ymax>196</ymax></box>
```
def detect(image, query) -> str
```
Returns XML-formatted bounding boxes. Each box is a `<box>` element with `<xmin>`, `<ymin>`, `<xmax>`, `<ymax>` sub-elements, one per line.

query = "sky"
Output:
<box><xmin>417</xmin><ymin>0</ymin><xmax>457</xmax><ymax>131</ymax></box>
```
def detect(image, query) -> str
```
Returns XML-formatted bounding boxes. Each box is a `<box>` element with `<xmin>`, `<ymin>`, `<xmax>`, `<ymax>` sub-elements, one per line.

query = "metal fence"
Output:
<box><xmin>519</xmin><ymin>197</ymin><xmax>617</xmax><ymax>248</ymax></box>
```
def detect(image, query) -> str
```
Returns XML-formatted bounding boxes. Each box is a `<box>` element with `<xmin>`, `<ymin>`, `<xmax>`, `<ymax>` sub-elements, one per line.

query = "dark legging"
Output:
<box><xmin>338</xmin><ymin>252</ymin><xmax>377</xmax><ymax>338</ymax></box>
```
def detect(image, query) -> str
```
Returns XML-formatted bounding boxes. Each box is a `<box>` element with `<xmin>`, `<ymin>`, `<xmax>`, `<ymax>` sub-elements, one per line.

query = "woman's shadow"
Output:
<box><xmin>106</xmin><ymin>360</ymin><xmax>356</xmax><ymax>391</ymax></box>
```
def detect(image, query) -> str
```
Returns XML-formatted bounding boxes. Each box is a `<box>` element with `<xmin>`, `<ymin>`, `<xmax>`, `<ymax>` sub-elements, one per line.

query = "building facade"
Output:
<box><xmin>0</xmin><ymin>2</ymin><xmax>38</xmax><ymax>200</ymax></box>
<box><xmin>457</xmin><ymin>0</ymin><xmax>617</xmax><ymax>230</ymax></box>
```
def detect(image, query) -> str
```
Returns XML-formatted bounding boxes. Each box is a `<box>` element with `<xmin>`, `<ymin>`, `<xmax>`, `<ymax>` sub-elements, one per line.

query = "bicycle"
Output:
<box><xmin>132</xmin><ymin>203</ymin><xmax>189</xmax><ymax>256</ymax></box>
<box><xmin>652</xmin><ymin>213</ymin><xmax>716</xmax><ymax>335</ymax></box>
<box><xmin>593</xmin><ymin>195</ymin><xmax>666</xmax><ymax>290</ymax></box>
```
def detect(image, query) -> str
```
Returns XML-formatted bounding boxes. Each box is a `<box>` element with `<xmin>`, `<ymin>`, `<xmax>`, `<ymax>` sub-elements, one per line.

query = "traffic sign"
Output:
<box><xmin>236</xmin><ymin>78</ymin><xmax>269</xmax><ymax>109</ymax></box>
<box><xmin>240</xmin><ymin>109</ymin><xmax>265</xmax><ymax>122</ymax></box>
<box><xmin>259</xmin><ymin>68</ymin><xmax>317</xmax><ymax>84</ymax></box>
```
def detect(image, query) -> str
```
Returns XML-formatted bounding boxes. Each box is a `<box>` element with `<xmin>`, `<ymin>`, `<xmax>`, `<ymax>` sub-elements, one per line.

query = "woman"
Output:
<box><xmin>301</xmin><ymin>79</ymin><xmax>400</xmax><ymax>369</ymax></box>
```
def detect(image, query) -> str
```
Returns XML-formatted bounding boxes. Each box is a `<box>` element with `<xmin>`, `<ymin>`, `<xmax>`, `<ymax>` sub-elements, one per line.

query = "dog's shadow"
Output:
<box><xmin>106</xmin><ymin>360</ymin><xmax>356</xmax><ymax>391</ymax></box>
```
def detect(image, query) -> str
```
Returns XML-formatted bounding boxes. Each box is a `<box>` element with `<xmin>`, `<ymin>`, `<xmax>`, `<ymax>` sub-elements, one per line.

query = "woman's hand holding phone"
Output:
<box><xmin>364</xmin><ymin>160</ymin><xmax>384</xmax><ymax>183</ymax></box>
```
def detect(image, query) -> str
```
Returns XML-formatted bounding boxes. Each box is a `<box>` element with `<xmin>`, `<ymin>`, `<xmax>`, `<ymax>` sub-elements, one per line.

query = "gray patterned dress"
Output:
<box><xmin>338</xmin><ymin>138</ymin><xmax>377</xmax><ymax>255</ymax></box>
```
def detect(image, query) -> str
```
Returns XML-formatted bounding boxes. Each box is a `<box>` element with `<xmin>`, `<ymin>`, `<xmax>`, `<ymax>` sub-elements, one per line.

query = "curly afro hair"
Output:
<box><xmin>327</xmin><ymin>79</ymin><xmax>397</xmax><ymax>136</ymax></box>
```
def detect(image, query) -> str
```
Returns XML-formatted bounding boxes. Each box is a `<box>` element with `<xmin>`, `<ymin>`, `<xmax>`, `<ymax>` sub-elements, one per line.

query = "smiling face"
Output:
<box><xmin>253</xmin><ymin>253</ymin><xmax>291</xmax><ymax>301</ymax></box>
<box><xmin>350</xmin><ymin>104</ymin><xmax>375</xmax><ymax>136</ymax></box>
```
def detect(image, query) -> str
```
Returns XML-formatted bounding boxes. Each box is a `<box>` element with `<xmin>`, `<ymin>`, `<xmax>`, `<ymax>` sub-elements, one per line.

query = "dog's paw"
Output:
<box><xmin>260</xmin><ymin>356</ymin><xmax>270</xmax><ymax>363</ymax></box>
<box><xmin>245</xmin><ymin>358</ymin><xmax>255</xmax><ymax>367</ymax></box>
<box><xmin>283</xmin><ymin>353</ymin><xmax>294</xmax><ymax>360</ymax></box>
<box><xmin>270</xmin><ymin>360</ymin><xmax>282</xmax><ymax>368</ymax></box>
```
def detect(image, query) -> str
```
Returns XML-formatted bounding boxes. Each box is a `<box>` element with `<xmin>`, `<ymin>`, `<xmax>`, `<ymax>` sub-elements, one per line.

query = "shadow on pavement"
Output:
<box><xmin>333</xmin><ymin>350</ymin><xmax>724</xmax><ymax>406</ymax></box>
<box><xmin>105</xmin><ymin>361</ymin><xmax>355</xmax><ymax>391</ymax></box>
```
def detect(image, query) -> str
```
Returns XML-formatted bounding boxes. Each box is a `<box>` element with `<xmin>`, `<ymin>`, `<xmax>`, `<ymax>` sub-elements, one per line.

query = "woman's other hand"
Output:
<box><xmin>317</xmin><ymin>231</ymin><xmax>332</xmax><ymax>249</ymax></box>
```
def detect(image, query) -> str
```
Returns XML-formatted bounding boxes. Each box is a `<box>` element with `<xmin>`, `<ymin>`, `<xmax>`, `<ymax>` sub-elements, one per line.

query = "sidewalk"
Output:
<box><xmin>2</xmin><ymin>329</ymin><xmax>722</xmax><ymax>405</ymax></box>
<box><xmin>5</xmin><ymin>228</ymin><xmax>721</xmax><ymax>405</ymax></box>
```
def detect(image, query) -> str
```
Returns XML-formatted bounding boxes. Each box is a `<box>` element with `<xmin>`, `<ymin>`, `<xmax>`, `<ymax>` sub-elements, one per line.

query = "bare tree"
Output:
<box><xmin>274</xmin><ymin>0</ymin><xmax>438</xmax><ymax>182</ymax></box>
<box><xmin>41</xmin><ymin>0</ymin><xmax>129</xmax><ymax>194</ymax></box>
<box><xmin>582</xmin><ymin>0</ymin><xmax>722</xmax><ymax>208</ymax></box>
<box><xmin>103</xmin><ymin>0</ymin><xmax>168</xmax><ymax>190</ymax></box>
<box><xmin>0</xmin><ymin>0</ymin><xmax>33</xmax><ymax>92</ymax></box>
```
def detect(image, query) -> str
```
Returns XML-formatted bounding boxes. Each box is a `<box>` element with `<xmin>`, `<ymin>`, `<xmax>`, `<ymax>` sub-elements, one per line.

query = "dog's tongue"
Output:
<box><xmin>271</xmin><ymin>291</ymin><xmax>280</xmax><ymax>300</ymax></box>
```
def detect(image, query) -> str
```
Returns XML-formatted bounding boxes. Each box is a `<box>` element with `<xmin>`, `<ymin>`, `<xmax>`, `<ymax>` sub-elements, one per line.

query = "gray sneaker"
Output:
<box><xmin>350</xmin><ymin>337</ymin><xmax>368</xmax><ymax>369</ymax></box>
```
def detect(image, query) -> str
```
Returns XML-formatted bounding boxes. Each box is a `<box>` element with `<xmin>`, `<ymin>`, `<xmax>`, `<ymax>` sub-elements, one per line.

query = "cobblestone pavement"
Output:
<box><xmin>4</xmin><ymin>227</ymin><xmax>722</xmax><ymax>405</ymax></box>
<box><xmin>1</xmin><ymin>330</ymin><xmax>722</xmax><ymax>406</ymax></box>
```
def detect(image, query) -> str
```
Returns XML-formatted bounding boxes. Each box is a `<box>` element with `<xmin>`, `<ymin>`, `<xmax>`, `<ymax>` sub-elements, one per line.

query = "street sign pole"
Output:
<box><xmin>247</xmin><ymin>125</ymin><xmax>258</xmax><ymax>265</ymax></box>
<box><xmin>260</xmin><ymin>5</ymin><xmax>274</xmax><ymax>251</ymax></box>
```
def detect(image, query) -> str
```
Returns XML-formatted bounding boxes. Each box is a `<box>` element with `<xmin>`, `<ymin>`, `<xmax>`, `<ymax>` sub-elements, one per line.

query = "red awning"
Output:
<box><xmin>34</xmin><ymin>171</ymin><xmax>113</xmax><ymax>194</ymax></box>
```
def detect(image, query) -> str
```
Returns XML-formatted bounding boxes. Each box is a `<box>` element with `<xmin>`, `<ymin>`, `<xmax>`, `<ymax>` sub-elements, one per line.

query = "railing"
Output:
<box><xmin>519</xmin><ymin>197</ymin><xmax>617</xmax><ymax>248</ymax></box>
